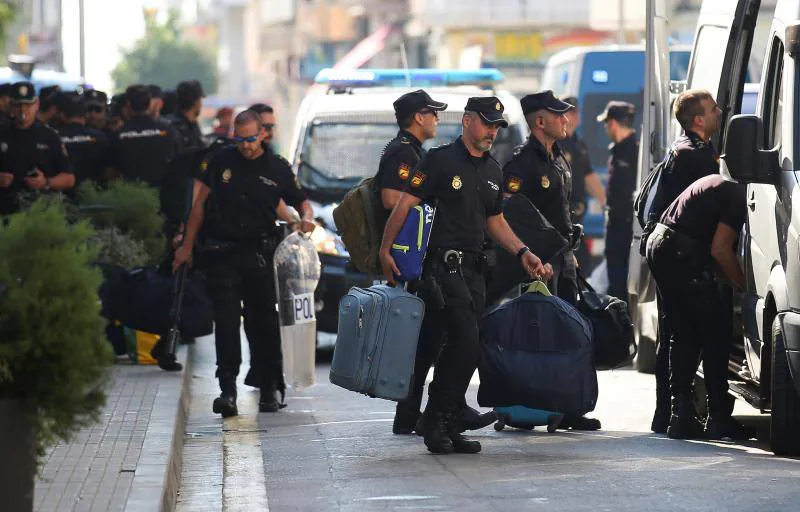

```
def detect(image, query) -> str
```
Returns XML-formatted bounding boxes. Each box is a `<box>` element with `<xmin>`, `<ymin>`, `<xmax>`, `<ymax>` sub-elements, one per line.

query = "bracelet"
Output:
<box><xmin>516</xmin><ymin>246</ymin><xmax>530</xmax><ymax>259</ymax></box>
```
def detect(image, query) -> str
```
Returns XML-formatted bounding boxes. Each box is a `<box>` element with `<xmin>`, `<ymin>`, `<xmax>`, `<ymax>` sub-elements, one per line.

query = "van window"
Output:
<box><xmin>688</xmin><ymin>25</ymin><xmax>730</xmax><ymax>97</ymax></box>
<box><xmin>762</xmin><ymin>37</ymin><xmax>784</xmax><ymax>149</ymax></box>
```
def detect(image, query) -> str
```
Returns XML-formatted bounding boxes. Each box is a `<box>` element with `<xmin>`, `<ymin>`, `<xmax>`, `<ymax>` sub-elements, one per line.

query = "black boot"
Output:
<box><xmin>456</xmin><ymin>406</ymin><xmax>497</xmax><ymax>433</ymax></box>
<box><xmin>667</xmin><ymin>395</ymin><xmax>704</xmax><ymax>440</ymax></box>
<box><xmin>421</xmin><ymin>405</ymin><xmax>454</xmax><ymax>454</ymax></box>
<box><xmin>393</xmin><ymin>402</ymin><xmax>421</xmax><ymax>435</ymax></box>
<box><xmin>150</xmin><ymin>339</ymin><xmax>183</xmax><ymax>372</ymax></box>
<box><xmin>447</xmin><ymin>416</ymin><xmax>481</xmax><ymax>454</ymax></box>
<box><xmin>651</xmin><ymin>384</ymin><xmax>671</xmax><ymax>434</ymax></box>
<box><xmin>705</xmin><ymin>415</ymin><xmax>753</xmax><ymax>441</ymax></box>
<box><xmin>212</xmin><ymin>375</ymin><xmax>238</xmax><ymax>418</ymax></box>
<box><xmin>259</xmin><ymin>382</ymin><xmax>281</xmax><ymax>413</ymax></box>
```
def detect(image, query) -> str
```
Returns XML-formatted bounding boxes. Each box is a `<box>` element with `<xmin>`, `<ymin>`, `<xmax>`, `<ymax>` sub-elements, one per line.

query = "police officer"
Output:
<box><xmin>106</xmin><ymin>93</ymin><xmax>126</xmax><ymax>133</ymax></box>
<box><xmin>0</xmin><ymin>83</ymin><xmax>12</xmax><ymax>127</ymax></box>
<box><xmin>173</xmin><ymin>110</ymin><xmax>314</xmax><ymax>417</ymax></box>
<box><xmin>58</xmin><ymin>93</ymin><xmax>111</xmax><ymax>187</ymax></box>
<box><xmin>503</xmin><ymin>91</ymin><xmax>578</xmax><ymax>303</ymax></box>
<box><xmin>380</xmin><ymin>97</ymin><xmax>551</xmax><ymax>454</ymax></box>
<box><xmin>649</xmin><ymin>89</ymin><xmax>722</xmax><ymax>434</ymax></box>
<box><xmin>503</xmin><ymin>91</ymin><xmax>602</xmax><ymax>431</ymax></box>
<box><xmin>597</xmin><ymin>101</ymin><xmax>638</xmax><ymax>303</ymax></box>
<box><xmin>168</xmin><ymin>80</ymin><xmax>205</xmax><ymax>152</ymax></box>
<box><xmin>148</xmin><ymin>85</ymin><xmax>165</xmax><ymax>120</ymax></box>
<box><xmin>560</xmin><ymin>96</ymin><xmax>605</xmax><ymax>267</ymax></box>
<box><xmin>83</xmin><ymin>89</ymin><xmax>108</xmax><ymax>131</ymax></box>
<box><xmin>0</xmin><ymin>82</ymin><xmax>75</xmax><ymax>215</ymax></box>
<box><xmin>37</xmin><ymin>85</ymin><xmax>63</xmax><ymax>128</ymax></box>
<box><xmin>646</xmin><ymin>174</ymin><xmax>750</xmax><ymax>441</ymax></box>
<box><xmin>161</xmin><ymin>89</ymin><xmax>178</xmax><ymax>119</ymax></box>
<box><xmin>248</xmin><ymin>103</ymin><xmax>277</xmax><ymax>149</ymax></box>
<box><xmin>109</xmin><ymin>85</ymin><xmax>178</xmax><ymax>187</ymax></box>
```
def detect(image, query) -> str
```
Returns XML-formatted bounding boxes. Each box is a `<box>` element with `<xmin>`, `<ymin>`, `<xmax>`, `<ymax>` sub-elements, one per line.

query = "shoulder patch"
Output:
<box><xmin>507</xmin><ymin>176</ymin><xmax>522</xmax><ymax>193</ymax></box>
<box><xmin>410</xmin><ymin>170</ymin><xmax>426</xmax><ymax>188</ymax></box>
<box><xmin>398</xmin><ymin>163</ymin><xmax>410</xmax><ymax>180</ymax></box>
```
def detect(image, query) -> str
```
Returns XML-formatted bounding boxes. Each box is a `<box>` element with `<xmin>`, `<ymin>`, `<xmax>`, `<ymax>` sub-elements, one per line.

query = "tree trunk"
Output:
<box><xmin>0</xmin><ymin>399</ymin><xmax>36</xmax><ymax>512</ymax></box>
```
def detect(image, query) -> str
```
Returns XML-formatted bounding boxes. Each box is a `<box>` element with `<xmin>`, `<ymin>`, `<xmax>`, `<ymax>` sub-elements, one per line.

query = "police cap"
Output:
<box><xmin>393</xmin><ymin>89</ymin><xmax>447</xmax><ymax>120</ymax></box>
<box><xmin>596</xmin><ymin>101</ymin><xmax>636</xmax><ymax>123</ymax></box>
<box><xmin>83</xmin><ymin>88</ymin><xmax>108</xmax><ymax>106</ymax></box>
<box><xmin>562</xmin><ymin>96</ymin><xmax>579</xmax><ymax>109</ymax></box>
<box><xmin>148</xmin><ymin>84</ymin><xmax>163</xmax><ymax>99</ymax></box>
<box><xmin>60</xmin><ymin>92</ymin><xmax>87</xmax><ymax>118</ymax></box>
<box><xmin>10</xmin><ymin>81</ymin><xmax>36</xmax><ymax>104</ymax></box>
<box><xmin>520</xmin><ymin>90</ymin><xmax>574</xmax><ymax>116</ymax></box>
<box><xmin>465</xmin><ymin>96</ymin><xmax>508</xmax><ymax>127</ymax></box>
<box><xmin>176</xmin><ymin>80</ymin><xmax>205</xmax><ymax>102</ymax></box>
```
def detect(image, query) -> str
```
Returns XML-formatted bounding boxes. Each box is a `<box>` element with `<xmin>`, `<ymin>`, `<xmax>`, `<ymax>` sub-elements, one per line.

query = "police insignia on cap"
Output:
<box><xmin>541</xmin><ymin>175</ymin><xmax>551</xmax><ymax>189</ymax></box>
<box><xmin>398</xmin><ymin>163</ymin><xmax>410</xmax><ymax>180</ymax></box>
<box><xmin>200</xmin><ymin>160</ymin><xmax>209</xmax><ymax>172</ymax></box>
<box><xmin>495</xmin><ymin>102</ymin><xmax>501</xmax><ymax>111</ymax></box>
<box><xmin>452</xmin><ymin>176</ymin><xmax>462</xmax><ymax>190</ymax></box>
<box><xmin>410</xmin><ymin>171</ymin><xmax>426</xmax><ymax>188</ymax></box>
<box><xmin>19</xmin><ymin>85</ymin><xmax>27</xmax><ymax>96</ymax></box>
<box><xmin>507</xmin><ymin>176</ymin><xmax>521</xmax><ymax>193</ymax></box>
<box><xmin>222</xmin><ymin>169</ymin><xmax>232</xmax><ymax>183</ymax></box>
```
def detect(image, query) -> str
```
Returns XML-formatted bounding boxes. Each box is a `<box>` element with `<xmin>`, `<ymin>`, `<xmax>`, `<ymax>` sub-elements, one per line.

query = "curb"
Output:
<box><xmin>124</xmin><ymin>344</ymin><xmax>193</xmax><ymax>512</ymax></box>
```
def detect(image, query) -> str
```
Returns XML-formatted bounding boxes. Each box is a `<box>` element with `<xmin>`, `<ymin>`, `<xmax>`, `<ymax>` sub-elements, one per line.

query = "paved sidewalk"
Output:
<box><xmin>34</xmin><ymin>345</ymin><xmax>191</xmax><ymax>512</ymax></box>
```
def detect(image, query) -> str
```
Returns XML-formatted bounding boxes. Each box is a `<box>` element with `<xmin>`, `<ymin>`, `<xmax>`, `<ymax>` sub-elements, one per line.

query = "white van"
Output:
<box><xmin>636</xmin><ymin>0</ymin><xmax>800</xmax><ymax>456</ymax></box>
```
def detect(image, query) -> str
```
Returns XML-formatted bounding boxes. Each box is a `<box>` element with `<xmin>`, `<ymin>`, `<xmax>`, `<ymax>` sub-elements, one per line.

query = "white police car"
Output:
<box><xmin>288</xmin><ymin>69</ymin><xmax>528</xmax><ymax>347</ymax></box>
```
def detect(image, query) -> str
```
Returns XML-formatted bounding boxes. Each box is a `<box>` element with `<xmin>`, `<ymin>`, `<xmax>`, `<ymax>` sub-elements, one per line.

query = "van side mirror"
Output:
<box><xmin>721</xmin><ymin>115</ymin><xmax>779</xmax><ymax>184</ymax></box>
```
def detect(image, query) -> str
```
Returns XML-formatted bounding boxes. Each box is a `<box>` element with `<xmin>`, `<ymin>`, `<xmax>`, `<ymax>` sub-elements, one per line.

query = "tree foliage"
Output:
<box><xmin>111</xmin><ymin>9</ymin><xmax>217</xmax><ymax>93</ymax></box>
<box><xmin>0</xmin><ymin>198</ymin><xmax>112</xmax><ymax>460</ymax></box>
<box><xmin>0</xmin><ymin>2</ymin><xmax>16</xmax><ymax>57</ymax></box>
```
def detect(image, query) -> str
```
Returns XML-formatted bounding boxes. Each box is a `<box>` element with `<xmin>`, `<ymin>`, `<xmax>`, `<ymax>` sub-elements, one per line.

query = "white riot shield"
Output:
<box><xmin>274</xmin><ymin>232</ymin><xmax>321</xmax><ymax>389</ymax></box>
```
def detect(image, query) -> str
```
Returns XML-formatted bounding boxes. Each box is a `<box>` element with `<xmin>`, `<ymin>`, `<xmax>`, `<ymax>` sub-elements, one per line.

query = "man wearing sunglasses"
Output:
<box><xmin>83</xmin><ymin>89</ymin><xmax>108</xmax><ymax>131</ymax></box>
<box><xmin>248</xmin><ymin>103</ymin><xmax>277</xmax><ymax>148</ymax></box>
<box><xmin>173</xmin><ymin>109</ymin><xmax>315</xmax><ymax>417</ymax></box>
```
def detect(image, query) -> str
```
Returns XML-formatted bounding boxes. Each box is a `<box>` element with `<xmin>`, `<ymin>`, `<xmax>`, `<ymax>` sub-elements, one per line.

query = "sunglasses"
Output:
<box><xmin>263</xmin><ymin>123</ymin><xmax>275</xmax><ymax>131</ymax></box>
<box><xmin>418</xmin><ymin>109</ymin><xmax>439</xmax><ymax>119</ymax></box>
<box><xmin>87</xmin><ymin>105</ymin><xmax>104</xmax><ymax>113</ymax></box>
<box><xmin>233</xmin><ymin>134</ymin><xmax>259</xmax><ymax>144</ymax></box>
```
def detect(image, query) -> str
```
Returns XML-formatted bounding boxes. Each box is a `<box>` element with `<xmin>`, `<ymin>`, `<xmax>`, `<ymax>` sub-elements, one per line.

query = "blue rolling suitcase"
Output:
<box><xmin>330</xmin><ymin>284</ymin><xmax>425</xmax><ymax>401</ymax></box>
<box><xmin>493</xmin><ymin>406</ymin><xmax>564</xmax><ymax>433</ymax></box>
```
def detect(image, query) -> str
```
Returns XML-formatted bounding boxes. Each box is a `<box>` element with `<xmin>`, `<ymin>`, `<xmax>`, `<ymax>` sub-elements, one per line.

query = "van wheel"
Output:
<box><xmin>770</xmin><ymin>317</ymin><xmax>800</xmax><ymax>456</ymax></box>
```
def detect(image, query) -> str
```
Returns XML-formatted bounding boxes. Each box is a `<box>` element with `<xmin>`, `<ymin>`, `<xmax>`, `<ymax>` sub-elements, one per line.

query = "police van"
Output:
<box><xmin>635</xmin><ymin>0</ymin><xmax>800</xmax><ymax>456</ymax></box>
<box><xmin>540</xmin><ymin>44</ymin><xmax>690</xmax><ymax>268</ymax></box>
<box><xmin>288</xmin><ymin>69</ymin><xmax>528</xmax><ymax>347</ymax></box>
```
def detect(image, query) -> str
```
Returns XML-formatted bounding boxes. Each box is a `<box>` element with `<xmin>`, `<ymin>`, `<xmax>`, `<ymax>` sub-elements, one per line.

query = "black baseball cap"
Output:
<box><xmin>148</xmin><ymin>84</ymin><xmax>163</xmax><ymax>99</ymax></box>
<box><xmin>393</xmin><ymin>89</ymin><xmax>447</xmax><ymax>120</ymax></box>
<box><xmin>10</xmin><ymin>81</ymin><xmax>36</xmax><ymax>104</ymax></box>
<box><xmin>83</xmin><ymin>88</ymin><xmax>108</xmax><ymax>106</ymax></box>
<box><xmin>596</xmin><ymin>101</ymin><xmax>636</xmax><ymax>123</ymax></box>
<box><xmin>465</xmin><ymin>96</ymin><xmax>508</xmax><ymax>127</ymax></box>
<box><xmin>520</xmin><ymin>90</ymin><xmax>574</xmax><ymax>116</ymax></box>
<box><xmin>562</xmin><ymin>96</ymin><xmax>579</xmax><ymax>109</ymax></box>
<box><xmin>176</xmin><ymin>80</ymin><xmax>205</xmax><ymax>102</ymax></box>
<box><xmin>60</xmin><ymin>93</ymin><xmax>86</xmax><ymax>118</ymax></box>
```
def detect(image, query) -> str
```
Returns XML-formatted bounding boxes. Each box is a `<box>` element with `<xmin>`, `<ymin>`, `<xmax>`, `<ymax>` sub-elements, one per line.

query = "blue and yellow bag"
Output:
<box><xmin>390</xmin><ymin>203</ymin><xmax>435</xmax><ymax>282</ymax></box>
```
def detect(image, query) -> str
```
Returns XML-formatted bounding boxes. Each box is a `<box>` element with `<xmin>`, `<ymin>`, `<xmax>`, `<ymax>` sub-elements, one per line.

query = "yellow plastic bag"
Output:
<box><xmin>123</xmin><ymin>327</ymin><xmax>159</xmax><ymax>365</ymax></box>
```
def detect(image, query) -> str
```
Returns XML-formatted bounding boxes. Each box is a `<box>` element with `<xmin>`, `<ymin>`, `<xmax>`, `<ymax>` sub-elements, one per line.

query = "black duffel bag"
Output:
<box><xmin>99</xmin><ymin>266</ymin><xmax>213</xmax><ymax>337</ymax></box>
<box><xmin>575</xmin><ymin>273</ymin><xmax>636</xmax><ymax>370</ymax></box>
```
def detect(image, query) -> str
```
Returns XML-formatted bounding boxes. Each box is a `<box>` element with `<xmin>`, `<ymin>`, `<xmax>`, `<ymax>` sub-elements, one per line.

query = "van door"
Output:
<box><xmin>685</xmin><ymin>0</ymin><xmax>760</xmax><ymax>149</ymax></box>
<box><xmin>627</xmin><ymin>0</ymin><xmax>671</xmax><ymax>373</ymax></box>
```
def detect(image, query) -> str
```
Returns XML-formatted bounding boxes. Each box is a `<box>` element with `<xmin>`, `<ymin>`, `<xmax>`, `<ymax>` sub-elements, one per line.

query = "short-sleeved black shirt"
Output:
<box><xmin>560</xmin><ymin>133</ymin><xmax>593</xmax><ymax>218</ymax></box>
<box><xmin>606</xmin><ymin>133</ymin><xmax>639</xmax><ymax>222</ymax></box>
<box><xmin>167</xmin><ymin>112</ymin><xmax>206</xmax><ymax>152</ymax></box>
<box><xmin>661</xmin><ymin>174</ymin><xmax>746</xmax><ymax>252</ymax></box>
<box><xmin>660</xmin><ymin>130</ymin><xmax>719</xmax><ymax>207</ymax></box>
<box><xmin>404</xmin><ymin>136</ymin><xmax>503</xmax><ymax>252</ymax></box>
<box><xmin>110</xmin><ymin>114</ymin><xmax>179</xmax><ymax>187</ymax></box>
<box><xmin>59</xmin><ymin>122</ymin><xmax>110</xmax><ymax>185</ymax></box>
<box><xmin>376</xmin><ymin>130</ymin><xmax>424</xmax><ymax>200</ymax></box>
<box><xmin>0</xmin><ymin>120</ymin><xmax>74</xmax><ymax>213</ymax></box>
<box><xmin>201</xmin><ymin>146</ymin><xmax>289</xmax><ymax>241</ymax></box>
<box><xmin>502</xmin><ymin>136</ymin><xmax>573</xmax><ymax>237</ymax></box>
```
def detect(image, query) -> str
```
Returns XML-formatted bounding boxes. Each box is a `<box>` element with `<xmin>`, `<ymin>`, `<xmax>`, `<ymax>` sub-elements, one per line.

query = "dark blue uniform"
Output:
<box><xmin>59</xmin><ymin>122</ymin><xmax>110</xmax><ymax>186</ymax></box>
<box><xmin>605</xmin><ymin>133</ymin><xmax>639</xmax><ymax>302</ymax></box>
<box><xmin>502</xmin><ymin>136</ymin><xmax>577</xmax><ymax>303</ymax></box>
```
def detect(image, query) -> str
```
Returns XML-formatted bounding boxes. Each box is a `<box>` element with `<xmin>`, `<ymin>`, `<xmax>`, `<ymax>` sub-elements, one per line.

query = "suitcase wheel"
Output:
<box><xmin>546</xmin><ymin>414</ymin><xmax>564</xmax><ymax>433</ymax></box>
<box><xmin>494</xmin><ymin>421</ymin><xmax>505</xmax><ymax>431</ymax></box>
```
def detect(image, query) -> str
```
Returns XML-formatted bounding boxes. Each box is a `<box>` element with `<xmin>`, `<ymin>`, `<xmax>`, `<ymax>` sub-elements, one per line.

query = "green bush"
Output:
<box><xmin>76</xmin><ymin>180</ymin><xmax>165</xmax><ymax>264</ymax></box>
<box><xmin>89</xmin><ymin>227</ymin><xmax>150</xmax><ymax>269</ymax></box>
<box><xmin>0</xmin><ymin>199</ymin><xmax>112</xmax><ymax>460</ymax></box>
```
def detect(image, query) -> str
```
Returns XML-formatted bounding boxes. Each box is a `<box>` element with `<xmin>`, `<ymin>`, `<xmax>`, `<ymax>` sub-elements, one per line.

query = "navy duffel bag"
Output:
<box><xmin>478</xmin><ymin>281</ymin><xmax>598</xmax><ymax>417</ymax></box>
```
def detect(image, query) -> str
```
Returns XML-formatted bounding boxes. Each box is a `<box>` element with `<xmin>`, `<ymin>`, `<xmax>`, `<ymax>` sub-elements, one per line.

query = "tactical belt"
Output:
<box><xmin>430</xmin><ymin>248</ymin><xmax>488</xmax><ymax>272</ymax></box>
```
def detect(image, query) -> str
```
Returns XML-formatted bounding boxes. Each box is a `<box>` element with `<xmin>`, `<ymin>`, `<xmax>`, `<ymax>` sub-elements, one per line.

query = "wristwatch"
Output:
<box><xmin>516</xmin><ymin>246</ymin><xmax>530</xmax><ymax>260</ymax></box>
